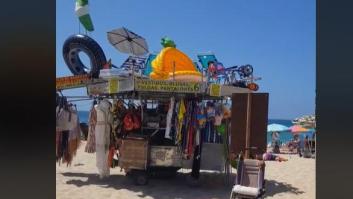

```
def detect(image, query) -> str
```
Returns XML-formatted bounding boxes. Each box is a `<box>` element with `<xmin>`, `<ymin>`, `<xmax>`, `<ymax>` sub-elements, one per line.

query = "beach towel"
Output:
<box><xmin>95</xmin><ymin>100</ymin><xmax>112</xmax><ymax>178</ymax></box>
<box><xmin>68</xmin><ymin>111</ymin><xmax>81</xmax><ymax>161</ymax></box>
<box><xmin>85</xmin><ymin>106</ymin><xmax>97</xmax><ymax>153</ymax></box>
<box><xmin>165</xmin><ymin>97</ymin><xmax>175</xmax><ymax>139</ymax></box>
<box><xmin>176</xmin><ymin>99</ymin><xmax>186</xmax><ymax>144</ymax></box>
<box><xmin>56</xmin><ymin>108</ymin><xmax>77</xmax><ymax>131</ymax></box>
<box><xmin>56</xmin><ymin>131</ymin><xmax>71</xmax><ymax>166</ymax></box>
<box><xmin>107</xmin><ymin>146</ymin><xmax>116</xmax><ymax>168</ymax></box>
<box><xmin>232</xmin><ymin>185</ymin><xmax>260</xmax><ymax>197</ymax></box>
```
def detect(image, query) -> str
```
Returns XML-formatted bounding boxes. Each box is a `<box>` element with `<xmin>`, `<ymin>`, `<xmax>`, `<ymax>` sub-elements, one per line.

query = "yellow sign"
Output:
<box><xmin>135</xmin><ymin>79</ymin><xmax>202</xmax><ymax>93</ymax></box>
<box><xmin>56</xmin><ymin>74</ymin><xmax>90</xmax><ymax>90</ymax></box>
<box><xmin>108</xmin><ymin>78</ymin><xmax>119</xmax><ymax>94</ymax></box>
<box><xmin>209</xmin><ymin>84</ymin><xmax>221</xmax><ymax>96</ymax></box>
<box><xmin>87</xmin><ymin>82</ymin><xmax>108</xmax><ymax>96</ymax></box>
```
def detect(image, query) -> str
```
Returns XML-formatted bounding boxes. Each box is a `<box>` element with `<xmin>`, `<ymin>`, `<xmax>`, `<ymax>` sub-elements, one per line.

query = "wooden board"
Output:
<box><xmin>249</xmin><ymin>93</ymin><xmax>269</xmax><ymax>155</ymax></box>
<box><xmin>230</xmin><ymin>93</ymin><xmax>248</xmax><ymax>157</ymax></box>
<box><xmin>119</xmin><ymin>138</ymin><xmax>149</xmax><ymax>171</ymax></box>
<box><xmin>230</xmin><ymin>93</ymin><xmax>269</xmax><ymax>158</ymax></box>
<box><xmin>149</xmin><ymin>146</ymin><xmax>182</xmax><ymax>167</ymax></box>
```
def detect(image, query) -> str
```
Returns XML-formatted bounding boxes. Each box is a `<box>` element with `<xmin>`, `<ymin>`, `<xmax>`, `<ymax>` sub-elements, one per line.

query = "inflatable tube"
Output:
<box><xmin>63</xmin><ymin>34</ymin><xmax>107</xmax><ymax>78</ymax></box>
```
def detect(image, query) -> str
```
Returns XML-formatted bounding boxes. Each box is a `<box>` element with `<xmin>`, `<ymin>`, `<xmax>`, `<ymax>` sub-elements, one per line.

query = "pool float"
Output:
<box><xmin>63</xmin><ymin>34</ymin><xmax>107</xmax><ymax>78</ymax></box>
<box><xmin>150</xmin><ymin>37</ymin><xmax>203</xmax><ymax>82</ymax></box>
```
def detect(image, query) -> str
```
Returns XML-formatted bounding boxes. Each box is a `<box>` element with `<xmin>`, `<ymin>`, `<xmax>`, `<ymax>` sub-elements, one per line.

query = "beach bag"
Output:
<box><xmin>132</xmin><ymin>114</ymin><xmax>141</xmax><ymax>130</ymax></box>
<box><xmin>123</xmin><ymin>113</ymin><xmax>134</xmax><ymax>131</ymax></box>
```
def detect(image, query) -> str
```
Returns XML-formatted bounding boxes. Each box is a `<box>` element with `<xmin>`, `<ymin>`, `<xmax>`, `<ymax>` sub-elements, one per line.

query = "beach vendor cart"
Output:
<box><xmin>57</xmin><ymin>33</ymin><xmax>269</xmax><ymax>187</ymax></box>
<box><xmin>83</xmin><ymin>74</ymin><xmax>258</xmax><ymax>185</ymax></box>
<box><xmin>56</xmin><ymin>69</ymin><xmax>268</xmax><ymax>187</ymax></box>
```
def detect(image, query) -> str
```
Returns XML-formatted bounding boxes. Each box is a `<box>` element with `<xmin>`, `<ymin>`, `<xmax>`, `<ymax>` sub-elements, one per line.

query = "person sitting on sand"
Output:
<box><xmin>255</xmin><ymin>152</ymin><xmax>288</xmax><ymax>162</ymax></box>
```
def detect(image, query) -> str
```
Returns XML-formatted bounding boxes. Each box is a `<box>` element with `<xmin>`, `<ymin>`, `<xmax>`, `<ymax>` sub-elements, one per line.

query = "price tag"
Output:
<box><xmin>87</xmin><ymin>82</ymin><xmax>108</xmax><ymax>95</ymax></box>
<box><xmin>108</xmin><ymin>78</ymin><xmax>119</xmax><ymax>94</ymax></box>
<box><xmin>210</xmin><ymin>84</ymin><xmax>221</xmax><ymax>96</ymax></box>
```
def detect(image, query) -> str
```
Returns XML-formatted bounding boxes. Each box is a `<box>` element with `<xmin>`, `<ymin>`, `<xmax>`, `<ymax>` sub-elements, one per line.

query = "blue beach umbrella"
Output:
<box><xmin>267</xmin><ymin>123</ymin><xmax>290</xmax><ymax>132</ymax></box>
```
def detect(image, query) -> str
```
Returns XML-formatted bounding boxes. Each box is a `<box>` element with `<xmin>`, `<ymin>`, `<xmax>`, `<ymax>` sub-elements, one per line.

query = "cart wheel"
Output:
<box><xmin>133</xmin><ymin>170</ymin><xmax>148</xmax><ymax>185</ymax></box>
<box><xmin>187</xmin><ymin>175</ymin><xmax>200</xmax><ymax>187</ymax></box>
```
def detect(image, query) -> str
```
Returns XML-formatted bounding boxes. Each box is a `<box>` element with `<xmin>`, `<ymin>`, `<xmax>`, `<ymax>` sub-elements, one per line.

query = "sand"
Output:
<box><xmin>56</xmin><ymin>141</ymin><xmax>315</xmax><ymax>199</ymax></box>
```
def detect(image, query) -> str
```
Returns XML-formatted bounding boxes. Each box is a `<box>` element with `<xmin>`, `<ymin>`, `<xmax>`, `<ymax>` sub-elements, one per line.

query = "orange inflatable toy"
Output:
<box><xmin>150</xmin><ymin>38</ymin><xmax>203</xmax><ymax>82</ymax></box>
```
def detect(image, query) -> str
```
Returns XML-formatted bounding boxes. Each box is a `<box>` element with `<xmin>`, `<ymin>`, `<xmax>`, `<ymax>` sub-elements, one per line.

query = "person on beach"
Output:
<box><xmin>256</xmin><ymin>152</ymin><xmax>288</xmax><ymax>162</ymax></box>
<box><xmin>271</xmin><ymin>131</ymin><xmax>281</xmax><ymax>153</ymax></box>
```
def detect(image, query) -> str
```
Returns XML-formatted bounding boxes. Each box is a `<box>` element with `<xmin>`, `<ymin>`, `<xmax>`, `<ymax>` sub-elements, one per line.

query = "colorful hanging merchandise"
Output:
<box><xmin>68</xmin><ymin>109</ymin><xmax>82</xmax><ymax>158</ymax></box>
<box><xmin>112</xmin><ymin>99</ymin><xmax>127</xmax><ymax>138</ymax></box>
<box><xmin>75</xmin><ymin>0</ymin><xmax>94</xmax><ymax>32</ymax></box>
<box><xmin>176</xmin><ymin>99</ymin><xmax>186</xmax><ymax>145</ymax></box>
<box><xmin>56</xmin><ymin>99</ymin><xmax>81</xmax><ymax>166</ymax></box>
<box><xmin>95</xmin><ymin>99</ymin><xmax>113</xmax><ymax>179</ymax></box>
<box><xmin>85</xmin><ymin>101</ymin><xmax>97</xmax><ymax>153</ymax></box>
<box><xmin>123</xmin><ymin>107</ymin><xmax>141</xmax><ymax>134</ymax></box>
<box><xmin>165</xmin><ymin>97</ymin><xmax>175</xmax><ymax>139</ymax></box>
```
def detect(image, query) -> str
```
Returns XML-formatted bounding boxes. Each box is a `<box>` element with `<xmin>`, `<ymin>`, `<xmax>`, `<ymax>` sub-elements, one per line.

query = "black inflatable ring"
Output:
<box><xmin>62</xmin><ymin>34</ymin><xmax>107</xmax><ymax>78</ymax></box>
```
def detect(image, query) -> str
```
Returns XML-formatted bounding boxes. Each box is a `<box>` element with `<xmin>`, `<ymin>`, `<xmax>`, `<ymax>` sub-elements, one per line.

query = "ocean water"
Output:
<box><xmin>78</xmin><ymin>111</ymin><xmax>313</xmax><ymax>144</ymax></box>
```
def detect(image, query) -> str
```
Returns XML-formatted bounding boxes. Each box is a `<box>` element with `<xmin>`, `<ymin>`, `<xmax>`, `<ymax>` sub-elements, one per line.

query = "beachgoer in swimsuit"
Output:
<box><xmin>256</xmin><ymin>152</ymin><xmax>288</xmax><ymax>162</ymax></box>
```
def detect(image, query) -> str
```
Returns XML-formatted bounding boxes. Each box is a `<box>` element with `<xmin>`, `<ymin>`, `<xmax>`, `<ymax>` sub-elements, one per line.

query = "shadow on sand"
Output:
<box><xmin>264</xmin><ymin>180</ymin><xmax>305</xmax><ymax>197</ymax></box>
<box><xmin>61</xmin><ymin>172</ymin><xmax>304</xmax><ymax>199</ymax></box>
<box><xmin>62</xmin><ymin>171</ymin><xmax>235</xmax><ymax>199</ymax></box>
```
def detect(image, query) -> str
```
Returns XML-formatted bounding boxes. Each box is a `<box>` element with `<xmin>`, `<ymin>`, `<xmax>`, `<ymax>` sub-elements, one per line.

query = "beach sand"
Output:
<box><xmin>56</xmin><ymin>141</ymin><xmax>315</xmax><ymax>199</ymax></box>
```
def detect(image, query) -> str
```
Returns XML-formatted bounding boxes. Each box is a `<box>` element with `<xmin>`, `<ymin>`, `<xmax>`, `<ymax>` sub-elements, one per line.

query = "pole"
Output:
<box><xmin>245</xmin><ymin>93</ymin><xmax>252</xmax><ymax>159</ymax></box>
<box><xmin>173</xmin><ymin>61</ymin><xmax>176</xmax><ymax>81</ymax></box>
<box><xmin>140</xmin><ymin>96</ymin><xmax>143</xmax><ymax>135</ymax></box>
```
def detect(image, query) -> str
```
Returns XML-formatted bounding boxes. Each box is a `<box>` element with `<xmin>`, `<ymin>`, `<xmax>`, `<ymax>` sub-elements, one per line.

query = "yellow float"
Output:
<box><xmin>149</xmin><ymin>38</ymin><xmax>203</xmax><ymax>82</ymax></box>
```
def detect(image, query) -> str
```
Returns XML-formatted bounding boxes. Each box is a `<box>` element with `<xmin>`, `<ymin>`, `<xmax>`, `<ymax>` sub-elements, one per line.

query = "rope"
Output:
<box><xmin>78</xmin><ymin>20</ymin><xmax>81</xmax><ymax>34</ymax></box>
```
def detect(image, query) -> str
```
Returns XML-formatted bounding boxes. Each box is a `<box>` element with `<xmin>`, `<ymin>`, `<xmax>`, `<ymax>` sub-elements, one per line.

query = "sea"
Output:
<box><xmin>78</xmin><ymin>111</ymin><xmax>313</xmax><ymax>145</ymax></box>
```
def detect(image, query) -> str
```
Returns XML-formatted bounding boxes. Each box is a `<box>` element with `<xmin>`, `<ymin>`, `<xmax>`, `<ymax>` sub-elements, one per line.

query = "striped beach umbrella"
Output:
<box><xmin>75</xmin><ymin>0</ymin><xmax>94</xmax><ymax>32</ymax></box>
<box><xmin>290</xmin><ymin>125</ymin><xmax>309</xmax><ymax>134</ymax></box>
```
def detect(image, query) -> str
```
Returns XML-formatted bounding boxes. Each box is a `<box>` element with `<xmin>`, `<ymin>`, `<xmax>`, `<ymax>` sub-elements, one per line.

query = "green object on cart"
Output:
<box><xmin>216</xmin><ymin>123</ymin><xmax>226</xmax><ymax>135</ymax></box>
<box><xmin>230</xmin><ymin>159</ymin><xmax>238</xmax><ymax>169</ymax></box>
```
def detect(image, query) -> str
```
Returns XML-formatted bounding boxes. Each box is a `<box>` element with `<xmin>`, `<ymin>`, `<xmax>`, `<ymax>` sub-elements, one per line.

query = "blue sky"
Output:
<box><xmin>56</xmin><ymin>0</ymin><xmax>315</xmax><ymax>120</ymax></box>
